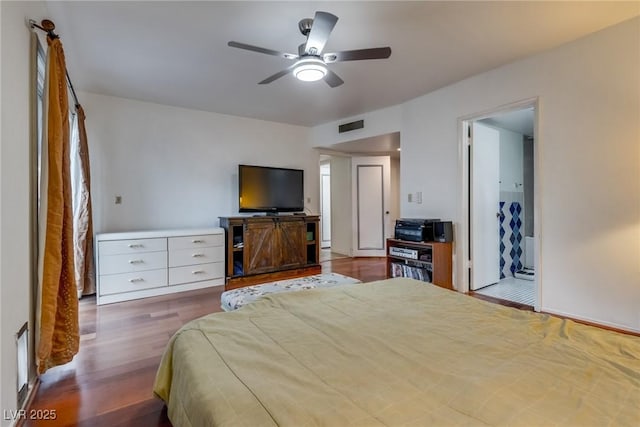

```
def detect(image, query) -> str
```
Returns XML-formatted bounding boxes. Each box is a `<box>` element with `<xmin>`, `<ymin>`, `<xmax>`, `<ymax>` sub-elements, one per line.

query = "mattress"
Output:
<box><xmin>154</xmin><ymin>278</ymin><xmax>640</xmax><ymax>427</ymax></box>
<box><xmin>220</xmin><ymin>272</ymin><xmax>362</xmax><ymax>311</ymax></box>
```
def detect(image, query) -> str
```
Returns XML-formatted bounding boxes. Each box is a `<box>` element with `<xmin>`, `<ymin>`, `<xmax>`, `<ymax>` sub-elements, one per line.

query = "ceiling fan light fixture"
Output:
<box><xmin>293</xmin><ymin>58</ymin><xmax>327</xmax><ymax>82</ymax></box>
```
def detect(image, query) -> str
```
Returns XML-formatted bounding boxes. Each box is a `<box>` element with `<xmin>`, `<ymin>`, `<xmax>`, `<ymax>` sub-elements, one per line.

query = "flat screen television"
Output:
<box><xmin>238</xmin><ymin>164</ymin><xmax>304</xmax><ymax>213</ymax></box>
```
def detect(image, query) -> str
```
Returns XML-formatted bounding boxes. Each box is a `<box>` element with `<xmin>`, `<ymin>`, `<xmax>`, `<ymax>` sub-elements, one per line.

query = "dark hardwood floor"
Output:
<box><xmin>23</xmin><ymin>257</ymin><xmax>520</xmax><ymax>427</ymax></box>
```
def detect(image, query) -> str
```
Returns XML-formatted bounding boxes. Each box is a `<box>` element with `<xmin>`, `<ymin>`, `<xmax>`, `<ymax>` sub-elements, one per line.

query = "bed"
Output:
<box><xmin>153</xmin><ymin>278</ymin><xmax>640</xmax><ymax>426</ymax></box>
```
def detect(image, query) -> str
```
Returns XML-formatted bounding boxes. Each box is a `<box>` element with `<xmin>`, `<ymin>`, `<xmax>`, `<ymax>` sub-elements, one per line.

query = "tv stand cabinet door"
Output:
<box><xmin>244</xmin><ymin>221</ymin><xmax>278</xmax><ymax>275</ymax></box>
<box><xmin>278</xmin><ymin>219</ymin><xmax>306</xmax><ymax>269</ymax></box>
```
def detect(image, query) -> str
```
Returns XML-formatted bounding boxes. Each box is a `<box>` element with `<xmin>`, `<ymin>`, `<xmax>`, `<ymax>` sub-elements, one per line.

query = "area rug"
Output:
<box><xmin>221</xmin><ymin>272</ymin><xmax>361</xmax><ymax>311</ymax></box>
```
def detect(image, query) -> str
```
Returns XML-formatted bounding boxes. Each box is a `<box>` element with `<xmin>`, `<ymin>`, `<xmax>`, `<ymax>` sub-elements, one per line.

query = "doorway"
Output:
<box><xmin>318</xmin><ymin>132</ymin><xmax>400</xmax><ymax>259</ymax></box>
<box><xmin>463</xmin><ymin>101</ymin><xmax>538</xmax><ymax>309</ymax></box>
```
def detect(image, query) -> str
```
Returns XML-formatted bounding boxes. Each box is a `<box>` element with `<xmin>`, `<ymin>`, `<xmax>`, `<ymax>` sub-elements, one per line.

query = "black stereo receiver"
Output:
<box><xmin>394</xmin><ymin>218</ymin><xmax>439</xmax><ymax>242</ymax></box>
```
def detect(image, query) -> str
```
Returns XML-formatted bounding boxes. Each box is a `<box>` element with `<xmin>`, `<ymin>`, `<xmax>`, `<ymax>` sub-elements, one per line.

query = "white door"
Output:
<box><xmin>471</xmin><ymin>122</ymin><xmax>501</xmax><ymax>290</ymax></box>
<box><xmin>320</xmin><ymin>165</ymin><xmax>331</xmax><ymax>248</ymax></box>
<box><xmin>351</xmin><ymin>156</ymin><xmax>391</xmax><ymax>257</ymax></box>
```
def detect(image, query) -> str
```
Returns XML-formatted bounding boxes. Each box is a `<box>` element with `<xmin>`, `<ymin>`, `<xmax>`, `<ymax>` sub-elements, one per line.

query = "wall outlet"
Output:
<box><xmin>115</xmin><ymin>195</ymin><xmax>122</xmax><ymax>205</ymax></box>
<box><xmin>416</xmin><ymin>191</ymin><xmax>422</xmax><ymax>204</ymax></box>
<box><xmin>408</xmin><ymin>193</ymin><xmax>413</xmax><ymax>203</ymax></box>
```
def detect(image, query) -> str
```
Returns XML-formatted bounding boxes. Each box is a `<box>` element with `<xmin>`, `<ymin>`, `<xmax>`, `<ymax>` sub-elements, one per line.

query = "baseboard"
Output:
<box><xmin>97</xmin><ymin>278</ymin><xmax>224</xmax><ymax>305</ymax></box>
<box><xmin>13</xmin><ymin>377</ymin><xmax>40</xmax><ymax>427</ymax></box>
<box><xmin>541</xmin><ymin>308</ymin><xmax>640</xmax><ymax>336</ymax></box>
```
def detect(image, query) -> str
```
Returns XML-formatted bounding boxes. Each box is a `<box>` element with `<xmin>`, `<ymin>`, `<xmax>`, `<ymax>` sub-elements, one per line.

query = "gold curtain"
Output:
<box><xmin>73</xmin><ymin>105</ymin><xmax>96</xmax><ymax>296</ymax></box>
<box><xmin>37</xmin><ymin>37</ymin><xmax>79</xmax><ymax>374</ymax></box>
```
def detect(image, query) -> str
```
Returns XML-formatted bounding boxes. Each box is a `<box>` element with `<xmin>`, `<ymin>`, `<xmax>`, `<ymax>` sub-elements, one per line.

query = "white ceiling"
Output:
<box><xmin>324</xmin><ymin>132</ymin><xmax>401</xmax><ymax>158</ymax></box>
<box><xmin>480</xmin><ymin>108</ymin><xmax>535</xmax><ymax>137</ymax></box>
<box><xmin>45</xmin><ymin>1</ymin><xmax>639</xmax><ymax>127</ymax></box>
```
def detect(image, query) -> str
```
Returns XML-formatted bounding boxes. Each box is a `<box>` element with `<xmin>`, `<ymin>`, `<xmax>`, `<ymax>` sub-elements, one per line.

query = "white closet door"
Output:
<box><xmin>351</xmin><ymin>156</ymin><xmax>391</xmax><ymax>257</ymax></box>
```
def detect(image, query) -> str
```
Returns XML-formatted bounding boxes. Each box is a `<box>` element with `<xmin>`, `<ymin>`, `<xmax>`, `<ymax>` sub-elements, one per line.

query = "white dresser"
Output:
<box><xmin>96</xmin><ymin>228</ymin><xmax>225</xmax><ymax>305</ymax></box>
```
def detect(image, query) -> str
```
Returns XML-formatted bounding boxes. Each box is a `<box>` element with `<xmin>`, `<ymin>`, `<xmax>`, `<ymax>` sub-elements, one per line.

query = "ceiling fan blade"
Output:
<box><xmin>258</xmin><ymin>64</ymin><xmax>296</xmax><ymax>85</ymax></box>
<box><xmin>323</xmin><ymin>47</ymin><xmax>391</xmax><ymax>63</ymax></box>
<box><xmin>304</xmin><ymin>11</ymin><xmax>338</xmax><ymax>55</ymax></box>
<box><xmin>324</xmin><ymin>70</ymin><xmax>344</xmax><ymax>88</ymax></box>
<box><xmin>228</xmin><ymin>41</ymin><xmax>298</xmax><ymax>60</ymax></box>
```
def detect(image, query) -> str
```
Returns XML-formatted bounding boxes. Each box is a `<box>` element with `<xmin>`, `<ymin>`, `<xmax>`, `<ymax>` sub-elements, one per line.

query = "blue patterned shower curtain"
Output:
<box><xmin>499</xmin><ymin>201</ymin><xmax>523</xmax><ymax>279</ymax></box>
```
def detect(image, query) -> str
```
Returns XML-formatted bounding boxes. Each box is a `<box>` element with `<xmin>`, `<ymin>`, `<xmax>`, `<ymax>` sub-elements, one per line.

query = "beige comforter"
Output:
<box><xmin>154</xmin><ymin>278</ymin><xmax>640</xmax><ymax>426</ymax></box>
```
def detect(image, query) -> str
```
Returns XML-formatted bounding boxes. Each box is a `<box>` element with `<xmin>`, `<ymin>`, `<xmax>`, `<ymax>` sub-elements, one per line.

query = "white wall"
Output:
<box><xmin>80</xmin><ymin>92</ymin><xmax>318</xmax><ymax>233</ymax></box>
<box><xmin>310</xmin><ymin>104</ymin><xmax>401</xmax><ymax>148</ymax></box>
<box><xmin>1</xmin><ymin>1</ymin><xmax>48</xmax><ymax>424</ymax></box>
<box><xmin>319</xmin><ymin>161</ymin><xmax>331</xmax><ymax>246</ymax></box>
<box><xmin>496</xmin><ymin>126</ymin><xmax>526</xmax><ymax>240</ymax></box>
<box><xmin>497</xmin><ymin>127</ymin><xmax>524</xmax><ymax>193</ymax></box>
<box><xmin>390</xmin><ymin>157</ymin><xmax>401</xmax><ymax>225</ymax></box>
<box><xmin>399</xmin><ymin>17</ymin><xmax>640</xmax><ymax>331</ymax></box>
<box><xmin>328</xmin><ymin>156</ymin><xmax>352</xmax><ymax>256</ymax></box>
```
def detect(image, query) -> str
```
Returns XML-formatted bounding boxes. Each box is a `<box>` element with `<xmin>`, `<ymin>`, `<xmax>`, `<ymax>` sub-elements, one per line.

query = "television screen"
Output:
<box><xmin>238</xmin><ymin>164</ymin><xmax>304</xmax><ymax>213</ymax></box>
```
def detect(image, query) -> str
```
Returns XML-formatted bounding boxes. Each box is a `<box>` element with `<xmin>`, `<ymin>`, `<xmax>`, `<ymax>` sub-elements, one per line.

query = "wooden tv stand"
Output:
<box><xmin>219</xmin><ymin>215</ymin><xmax>321</xmax><ymax>290</ymax></box>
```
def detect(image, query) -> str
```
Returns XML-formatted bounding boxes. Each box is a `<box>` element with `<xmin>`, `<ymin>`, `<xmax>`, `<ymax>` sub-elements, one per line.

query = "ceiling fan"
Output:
<box><xmin>228</xmin><ymin>11</ymin><xmax>391</xmax><ymax>87</ymax></box>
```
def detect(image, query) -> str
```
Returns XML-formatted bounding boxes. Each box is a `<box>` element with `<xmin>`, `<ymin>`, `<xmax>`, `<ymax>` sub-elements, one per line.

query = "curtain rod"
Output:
<box><xmin>29</xmin><ymin>19</ymin><xmax>81</xmax><ymax>108</ymax></box>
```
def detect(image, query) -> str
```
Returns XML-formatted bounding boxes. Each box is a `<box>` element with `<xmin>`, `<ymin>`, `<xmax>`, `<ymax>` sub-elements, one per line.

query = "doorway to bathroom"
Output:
<box><xmin>464</xmin><ymin>101</ymin><xmax>538</xmax><ymax>308</ymax></box>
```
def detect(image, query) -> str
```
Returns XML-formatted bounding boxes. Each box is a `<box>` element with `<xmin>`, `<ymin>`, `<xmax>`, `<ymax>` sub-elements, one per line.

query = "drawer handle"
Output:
<box><xmin>128</xmin><ymin>259</ymin><xmax>144</xmax><ymax>264</ymax></box>
<box><xmin>191</xmin><ymin>270</ymin><xmax>205</xmax><ymax>275</ymax></box>
<box><xmin>128</xmin><ymin>277</ymin><xmax>145</xmax><ymax>283</ymax></box>
<box><xmin>192</xmin><ymin>253</ymin><xmax>205</xmax><ymax>258</ymax></box>
<box><xmin>128</xmin><ymin>244</ymin><xmax>144</xmax><ymax>248</ymax></box>
<box><xmin>191</xmin><ymin>239</ymin><xmax>205</xmax><ymax>244</ymax></box>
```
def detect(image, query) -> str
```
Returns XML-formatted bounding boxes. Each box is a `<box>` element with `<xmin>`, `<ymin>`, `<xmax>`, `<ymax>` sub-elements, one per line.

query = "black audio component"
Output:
<box><xmin>433</xmin><ymin>221</ymin><xmax>453</xmax><ymax>242</ymax></box>
<box><xmin>394</xmin><ymin>218</ymin><xmax>439</xmax><ymax>242</ymax></box>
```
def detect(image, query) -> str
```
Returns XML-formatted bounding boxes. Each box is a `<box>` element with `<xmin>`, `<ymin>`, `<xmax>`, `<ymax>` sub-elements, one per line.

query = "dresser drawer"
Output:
<box><xmin>169</xmin><ymin>246</ymin><xmax>224</xmax><ymax>268</ymax></box>
<box><xmin>98</xmin><ymin>251</ymin><xmax>167</xmax><ymax>275</ymax></box>
<box><xmin>99</xmin><ymin>269</ymin><xmax>167</xmax><ymax>296</ymax></box>
<box><xmin>98</xmin><ymin>238</ymin><xmax>166</xmax><ymax>256</ymax></box>
<box><xmin>169</xmin><ymin>262</ymin><xmax>224</xmax><ymax>286</ymax></box>
<box><xmin>168</xmin><ymin>234</ymin><xmax>223</xmax><ymax>251</ymax></box>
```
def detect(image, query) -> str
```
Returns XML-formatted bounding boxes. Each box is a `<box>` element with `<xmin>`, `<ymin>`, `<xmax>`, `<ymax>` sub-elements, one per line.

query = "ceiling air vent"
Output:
<box><xmin>338</xmin><ymin>119</ymin><xmax>364</xmax><ymax>133</ymax></box>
